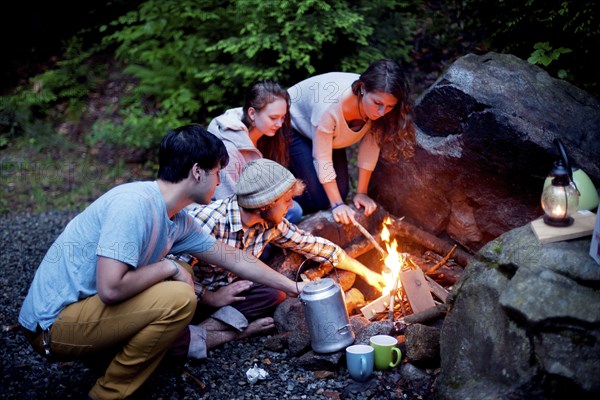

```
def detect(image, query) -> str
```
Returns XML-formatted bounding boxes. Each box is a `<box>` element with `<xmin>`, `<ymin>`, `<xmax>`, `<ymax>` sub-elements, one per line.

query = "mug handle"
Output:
<box><xmin>389</xmin><ymin>347</ymin><xmax>402</xmax><ymax>367</ymax></box>
<box><xmin>360</xmin><ymin>356</ymin><xmax>367</xmax><ymax>378</ymax></box>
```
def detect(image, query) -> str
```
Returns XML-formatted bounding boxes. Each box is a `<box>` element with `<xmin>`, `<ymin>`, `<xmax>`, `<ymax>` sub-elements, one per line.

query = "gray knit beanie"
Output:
<box><xmin>236</xmin><ymin>159</ymin><xmax>296</xmax><ymax>209</ymax></box>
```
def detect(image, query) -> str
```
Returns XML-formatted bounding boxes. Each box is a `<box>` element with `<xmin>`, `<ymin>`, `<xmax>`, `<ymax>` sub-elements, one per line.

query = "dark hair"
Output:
<box><xmin>157</xmin><ymin>124</ymin><xmax>229</xmax><ymax>183</ymax></box>
<box><xmin>242</xmin><ymin>80</ymin><xmax>291</xmax><ymax>166</ymax></box>
<box><xmin>351</xmin><ymin>59</ymin><xmax>415</xmax><ymax>160</ymax></box>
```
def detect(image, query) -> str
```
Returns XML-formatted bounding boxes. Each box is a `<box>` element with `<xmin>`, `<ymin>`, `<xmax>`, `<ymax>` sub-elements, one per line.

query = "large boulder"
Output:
<box><xmin>436</xmin><ymin>224</ymin><xmax>600</xmax><ymax>399</ymax></box>
<box><xmin>371</xmin><ymin>52</ymin><xmax>600</xmax><ymax>253</ymax></box>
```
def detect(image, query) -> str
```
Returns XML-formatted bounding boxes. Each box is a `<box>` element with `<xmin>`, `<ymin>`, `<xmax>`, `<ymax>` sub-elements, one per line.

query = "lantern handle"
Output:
<box><xmin>553</xmin><ymin>138</ymin><xmax>573</xmax><ymax>182</ymax></box>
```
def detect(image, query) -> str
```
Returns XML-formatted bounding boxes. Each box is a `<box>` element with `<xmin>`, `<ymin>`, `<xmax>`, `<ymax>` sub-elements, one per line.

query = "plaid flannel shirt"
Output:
<box><xmin>182</xmin><ymin>195</ymin><xmax>342</xmax><ymax>299</ymax></box>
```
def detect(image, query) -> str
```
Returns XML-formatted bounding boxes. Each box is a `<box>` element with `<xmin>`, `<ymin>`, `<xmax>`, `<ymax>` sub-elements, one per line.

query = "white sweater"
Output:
<box><xmin>288</xmin><ymin>72</ymin><xmax>379</xmax><ymax>183</ymax></box>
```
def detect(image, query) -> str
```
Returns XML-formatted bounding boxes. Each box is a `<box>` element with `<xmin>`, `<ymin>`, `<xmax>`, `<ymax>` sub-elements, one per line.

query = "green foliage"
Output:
<box><xmin>96</xmin><ymin>0</ymin><xmax>420</xmax><ymax>149</ymax></box>
<box><xmin>0</xmin><ymin>37</ymin><xmax>107</xmax><ymax>147</ymax></box>
<box><xmin>469</xmin><ymin>0</ymin><xmax>598</xmax><ymax>94</ymax></box>
<box><xmin>527</xmin><ymin>42</ymin><xmax>572</xmax><ymax>78</ymax></box>
<box><xmin>5</xmin><ymin>0</ymin><xmax>597</xmax><ymax>155</ymax></box>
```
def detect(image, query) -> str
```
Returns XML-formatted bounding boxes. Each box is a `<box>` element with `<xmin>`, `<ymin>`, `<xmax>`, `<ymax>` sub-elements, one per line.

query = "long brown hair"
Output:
<box><xmin>351</xmin><ymin>59</ymin><xmax>415</xmax><ymax>160</ymax></box>
<box><xmin>242</xmin><ymin>80</ymin><xmax>291</xmax><ymax>166</ymax></box>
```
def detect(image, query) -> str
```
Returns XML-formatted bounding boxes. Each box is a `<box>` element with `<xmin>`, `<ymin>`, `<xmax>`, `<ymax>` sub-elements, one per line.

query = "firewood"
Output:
<box><xmin>399</xmin><ymin>304</ymin><xmax>448</xmax><ymax>325</ymax></box>
<box><xmin>385</xmin><ymin>214</ymin><xmax>472</xmax><ymax>267</ymax></box>
<box><xmin>423</xmin><ymin>250</ymin><xmax>444</xmax><ymax>263</ymax></box>
<box><xmin>426</xmin><ymin>265</ymin><xmax>463</xmax><ymax>286</ymax></box>
<box><xmin>352</xmin><ymin>217</ymin><xmax>389</xmax><ymax>258</ymax></box>
<box><xmin>344</xmin><ymin>287</ymin><xmax>366</xmax><ymax>315</ymax></box>
<box><xmin>427</xmin><ymin>244</ymin><xmax>457</xmax><ymax>274</ymax></box>
<box><xmin>344</xmin><ymin>239</ymin><xmax>377</xmax><ymax>259</ymax></box>
<box><xmin>424</xmin><ymin>276</ymin><xmax>449</xmax><ymax>303</ymax></box>
<box><xmin>423</xmin><ymin>250</ymin><xmax>461</xmax><ymax>269</ymax></box>
<box><xmin>303</xmin><ymin>262</ymin><xmax>334</xmax><ymax>281</ymax></box>
<box><xmin>399</xmin><ymin>269</ymin><xmax>436</xmax><ymax>313</ymax></box>
<box><xmin>325</xmin><ymin>269</ymin><xmax>356</xmax><ymax>292</ymax></box>
<box><xmin>272</xmin><ymin>251</ymin><xmax>306</xmax><ymax>280</ymax></box>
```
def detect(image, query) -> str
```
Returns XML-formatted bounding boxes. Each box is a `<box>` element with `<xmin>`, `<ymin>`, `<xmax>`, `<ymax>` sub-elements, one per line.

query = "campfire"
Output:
<box><xmin>274</xmin><ymin>207</ymin><xmax>469</xmax><ymax>334</ymax></box>
<box><xmin>359</xmin><ymin>217</ymin><xmax>440</xmax><ymax>322</ymax></box>
<box><xmin>270</xmin><ymin>206</ymin><xmax>470</xmax><ymax>361</ymax></box>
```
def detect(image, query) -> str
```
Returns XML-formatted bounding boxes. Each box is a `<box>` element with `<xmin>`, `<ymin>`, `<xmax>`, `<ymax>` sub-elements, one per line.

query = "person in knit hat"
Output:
<box><xmin>175</xmin><ymin>159</ymin><xmax>387</xmax><ymax>360</ymax></box>
<box><xmin>236</xmin><ymin>158</ymin><xmax>298</xmax><ymax>213</ymax></box>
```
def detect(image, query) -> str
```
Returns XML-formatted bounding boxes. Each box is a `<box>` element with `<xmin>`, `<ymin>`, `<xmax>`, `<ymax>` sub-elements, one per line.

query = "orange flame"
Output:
<box><xmin>380</xmin><ymin>217</ymin><xmax>404</xmax><ymax>295</ymax></box>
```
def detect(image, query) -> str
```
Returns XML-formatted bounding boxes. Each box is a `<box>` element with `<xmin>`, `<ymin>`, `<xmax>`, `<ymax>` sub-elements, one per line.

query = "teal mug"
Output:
<box><xmin>346</xmin><ymin>344</ymin><xmax>374</xmax><ymax>381</ymax></box>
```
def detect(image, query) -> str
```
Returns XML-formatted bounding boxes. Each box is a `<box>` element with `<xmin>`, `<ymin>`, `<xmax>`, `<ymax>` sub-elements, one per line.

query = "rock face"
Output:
<box><xmin>370</xmin><ymin>52</ymin><xmax>600</xmax><ymax>253</ymax></box>
<box><xmin>436</xmin><ymin>224</ymin><xmax>600</xmax><ymax>399</ymax></box>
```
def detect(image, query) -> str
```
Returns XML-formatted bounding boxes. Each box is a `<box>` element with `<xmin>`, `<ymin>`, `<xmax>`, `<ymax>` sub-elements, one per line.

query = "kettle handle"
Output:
<box><xmin>295</xmin><ymin>258</ymin><xmax>312</xmax><ymax>294</ymax></box>
<box><xmin>337</xmin><ymin>324</ymin><xmax>352</xmax><ymax>334</ymax></box>
<box><xmin>295</xmin><ymin>258</ymin><xmax>339</xmax><ymax>294</ymax></box>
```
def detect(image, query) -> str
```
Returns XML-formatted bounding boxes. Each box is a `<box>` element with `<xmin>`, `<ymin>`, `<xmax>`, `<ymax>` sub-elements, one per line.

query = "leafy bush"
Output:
<box><xmin>465</xmin><ymin>0</ymin><xmax>598</xmax><ymax>94</ymax></box>
<box><xmin>91</xmin><ymin>0</ymin><xmax>420</xmax><ymax>149</ymax></box>
<box><xmin>3</xmin><ymin>0</ymin><xmax>596</xmax><ymax>153</ymax></box>
<box><xmin>0</xmin><ymin>38</ymin><xmax>106</xmax><ymax>147</ymax></box>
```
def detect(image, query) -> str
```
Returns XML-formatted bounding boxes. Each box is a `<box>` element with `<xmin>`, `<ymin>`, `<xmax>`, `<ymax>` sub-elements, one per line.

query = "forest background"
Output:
<box><xmin>0</xmin><ymin>0</ymin><xmax>597</xmax><ymax>215</ymax></box>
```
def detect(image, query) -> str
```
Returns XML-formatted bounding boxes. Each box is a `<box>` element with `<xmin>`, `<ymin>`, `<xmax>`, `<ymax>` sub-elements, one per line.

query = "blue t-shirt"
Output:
<box><xmin>19</xmin><ymin>181</ymin><xmax>216</xmax><ymax>331</ymax></box>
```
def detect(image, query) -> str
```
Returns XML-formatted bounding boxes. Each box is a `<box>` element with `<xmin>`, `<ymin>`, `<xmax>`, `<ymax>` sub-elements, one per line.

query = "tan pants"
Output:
<box><xmin>25</xmin><ymin>281</ymin><xmax>196</xmax><ymax>399</ymax></box>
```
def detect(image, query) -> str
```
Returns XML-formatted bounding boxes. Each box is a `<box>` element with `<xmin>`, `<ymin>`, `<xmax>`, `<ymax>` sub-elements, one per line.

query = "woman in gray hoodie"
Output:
<box><xmin>207</xmin><ymin>80</ymin><xmax>302</xmax><ymax>223</ymax></box>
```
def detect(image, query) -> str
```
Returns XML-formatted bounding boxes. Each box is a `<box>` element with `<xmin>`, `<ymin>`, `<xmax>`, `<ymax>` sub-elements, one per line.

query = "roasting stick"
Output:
<box><xmin>350</xmin><ymin>217</ymin><xmax>389</xmax><ymax>258</ymax></box>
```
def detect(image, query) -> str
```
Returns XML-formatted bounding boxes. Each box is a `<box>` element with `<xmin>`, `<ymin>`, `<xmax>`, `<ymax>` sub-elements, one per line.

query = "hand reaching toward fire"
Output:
<box><xmin>336</xmin><ymin>250</ymin><xmax>386</xmax><ymax>292</ymax></box>
<box><xmin>361</xmin><ymin>269</ymin><xmax>387</xmax><ymax>292</ymax></box>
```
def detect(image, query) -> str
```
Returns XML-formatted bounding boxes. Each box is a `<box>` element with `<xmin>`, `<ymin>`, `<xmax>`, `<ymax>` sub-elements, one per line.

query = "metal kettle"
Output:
<box><xmin>298</xmin><ymin>277</ymin><xmax>355</xmax><ymax>353</ymax></box>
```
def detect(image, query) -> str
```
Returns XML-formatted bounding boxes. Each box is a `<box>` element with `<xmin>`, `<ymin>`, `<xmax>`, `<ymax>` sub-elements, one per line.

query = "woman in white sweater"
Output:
<box><xmin>207</xmin><ymin>80</ymin><xmax>302</xmax><ymax>223</ymax></box>
<box><xmin>287</xmin><ymin>59</ymin><xmax>415</xmax><ymax>224</ymax></box>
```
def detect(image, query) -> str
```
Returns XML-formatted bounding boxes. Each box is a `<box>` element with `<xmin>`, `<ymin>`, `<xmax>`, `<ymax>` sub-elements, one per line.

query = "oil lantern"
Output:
<box><xmin>541</xmin><ymin>139</ymin><xmax>580</xmax><ymax>227</ymax></box>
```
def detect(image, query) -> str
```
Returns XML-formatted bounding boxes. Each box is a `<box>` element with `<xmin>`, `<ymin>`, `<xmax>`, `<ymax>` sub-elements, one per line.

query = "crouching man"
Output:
<box><xmin>18</xmin><ymin>125</ymin><xmax>304</xmax><ymax>400</ymax></box>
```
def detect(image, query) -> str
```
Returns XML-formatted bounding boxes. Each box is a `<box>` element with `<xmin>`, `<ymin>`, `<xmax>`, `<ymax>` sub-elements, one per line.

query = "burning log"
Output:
<box><xmin>270</xmin><ymin>206</ymin><xmax>465</xmax><ymax>326</ymax></box>
<box><xmin>328</xmin><ymin>270</ymin><xmax>356</xmax><ymax>292</ymax></box>
<box><xmin>343</xmin><ymin>239</ymin><xmax>376</xmax><ymax>259</ymax></box>
<box><xmin>385</xmin><ymin>214</ymin><xmax>472</xmax><ymax>267</ymax></box>
<box><xmin>360</xmin><ymin>293</ymin><xmax>392</xmax><ymax>320</ymax></box>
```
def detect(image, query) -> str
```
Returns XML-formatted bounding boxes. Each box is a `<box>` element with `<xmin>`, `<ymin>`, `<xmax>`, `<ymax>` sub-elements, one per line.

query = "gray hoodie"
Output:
<box><xmin>207</xmin><ymin>107</ymin><xmax>262</xmax><ymax>199</ymax></box>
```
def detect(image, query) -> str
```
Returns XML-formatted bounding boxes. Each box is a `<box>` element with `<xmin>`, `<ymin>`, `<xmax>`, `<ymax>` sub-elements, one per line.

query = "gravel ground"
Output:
<box><xmin>1</xmin><ymin>211</ymin><xmax>434</xmax><ymax>399</ymax></box>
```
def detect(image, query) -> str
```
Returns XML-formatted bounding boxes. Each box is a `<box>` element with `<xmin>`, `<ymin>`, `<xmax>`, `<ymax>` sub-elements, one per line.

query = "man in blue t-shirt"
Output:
<box><xmin>18</xmin><ymin>124</ymin><xmax>304</xmax><ymax>400</ymax></box>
